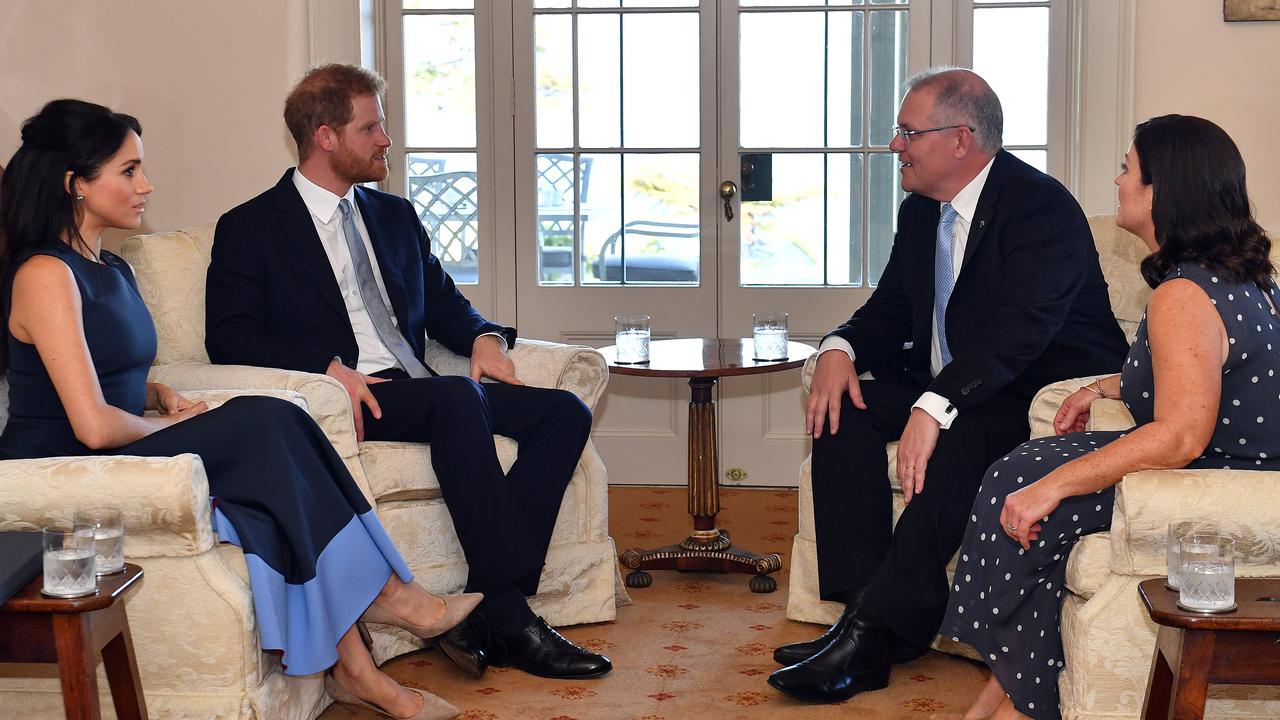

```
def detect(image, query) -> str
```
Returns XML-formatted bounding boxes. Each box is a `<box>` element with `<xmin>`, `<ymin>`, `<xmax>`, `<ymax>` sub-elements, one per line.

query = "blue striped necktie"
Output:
<box><xmin>934</xmin><ymin>203</ymin><xmax>960</xmax><ymax>366</ymax></box>
<box><xmin>338</xmin><ymin>198</ymin><xmax>430</xmax><ymax>378</ymax></box>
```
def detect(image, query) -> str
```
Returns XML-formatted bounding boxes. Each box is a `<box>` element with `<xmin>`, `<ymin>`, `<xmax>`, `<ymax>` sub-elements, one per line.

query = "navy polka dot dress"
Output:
<box><xmin>939</xmin><ymin>262</ymin><xmax>1280</xmax><ymax>720</ymax></box>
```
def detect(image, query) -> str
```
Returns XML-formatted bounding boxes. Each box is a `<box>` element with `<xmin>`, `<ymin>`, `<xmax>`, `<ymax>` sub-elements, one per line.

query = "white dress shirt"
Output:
<box><xmin>293</xmin><ymin>169</ymin><xmax>402</xmax><ymax>374</ymax></box>
<box><xmin>817</xmin><ymin>156</ymin><xmax>996</xmax><ymax>429</ymax></box>
<box><xmin>292</xmin><ymin>169</ymin><xmax>507</xmax><ymax>375</ymax></box>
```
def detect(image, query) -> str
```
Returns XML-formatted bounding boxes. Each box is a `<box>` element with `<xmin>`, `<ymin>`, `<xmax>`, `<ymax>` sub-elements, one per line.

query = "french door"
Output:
<box><xmin>512</xmin><ymin>2</ymin><xmax>717</xmax><ymax>486</ymax></box>
<box><xmin>384</xmin><ymin>0</ymin><xmax>1065</xmax><ymax>486</ymax></box>
<box><xmin>508</xmin><ymin>0</ymin><xmax>933</xmax><ymax>486</ymax></box>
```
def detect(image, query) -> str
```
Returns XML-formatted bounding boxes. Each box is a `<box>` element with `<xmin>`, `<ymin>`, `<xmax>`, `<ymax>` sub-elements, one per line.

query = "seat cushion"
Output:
<box><xmin>360</xmin><ymin>437</ymin><xmax>519</xmax><ymax>502</ymax></box>
<box><xmin>1063</xmin><ymin>531</ymin><xmax>1110</xmax><ymax>598</ymax></box>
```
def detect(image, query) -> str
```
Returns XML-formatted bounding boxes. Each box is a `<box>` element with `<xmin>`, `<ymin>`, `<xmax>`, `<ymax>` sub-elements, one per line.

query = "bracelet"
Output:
<box><xmin>1082</xmin><ymin>380</ymin><xmax>1109</xmax><ymax>399</ymax></box>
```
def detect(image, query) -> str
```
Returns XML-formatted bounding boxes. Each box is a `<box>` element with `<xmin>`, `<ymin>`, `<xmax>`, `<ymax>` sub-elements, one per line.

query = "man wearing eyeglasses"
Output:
<box><xmin>768</xmin><ymin>67</ymin><xmax>1127</xmax><ymax>704</ymax></box>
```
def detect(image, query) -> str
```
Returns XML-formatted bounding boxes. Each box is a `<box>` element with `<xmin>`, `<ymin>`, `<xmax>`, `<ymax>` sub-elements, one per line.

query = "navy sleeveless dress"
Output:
<box><xmin>939</xmin><ymin>262</ymin><xmax>1280</xmax><ymax>719</ymax></box>
<box><xmin>0</xmin><ymin>244</ymin><xmax>412</xmax><ymax>675</ymax></box>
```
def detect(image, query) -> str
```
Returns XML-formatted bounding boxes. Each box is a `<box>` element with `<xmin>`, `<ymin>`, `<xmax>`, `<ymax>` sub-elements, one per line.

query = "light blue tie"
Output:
<box><xmin>934</xmin><ymin>203</ymin><xmax>960</xmax><ymax>366</ymax></box>
<box><xmin>338</xmin><ymin>198</ymin><xmax>430</xmax><ymax>378</ymax></box>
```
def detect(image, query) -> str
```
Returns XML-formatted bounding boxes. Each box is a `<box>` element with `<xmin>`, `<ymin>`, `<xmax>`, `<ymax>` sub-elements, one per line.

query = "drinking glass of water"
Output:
<box><xmin>614</xmin><ymin>314</ymin><xmax>651</xmax><ymax>364</ymax></box>
<box><xmin>752</xmin><ymin>312</ymin><xmax>789</xmax><ymax>361</ymax></box>
<box><xmin>42</xmin><ymin>525</ymin><xmax>98</xmax><ymax>598</ymax></box>
<box><xmin>1178</xmin><ymin>534</ymin><xmax>1235</xmax><ymax>613</ymax></box>
<box><xmin>77</xmin><ymin>507</ymin><xmax>125</xmax><ymax>575</ymax></box>
<box><xmin>1166</xmin><ymin>518</ymin><xmax>1214</xmax><ymax>590</ymax></box>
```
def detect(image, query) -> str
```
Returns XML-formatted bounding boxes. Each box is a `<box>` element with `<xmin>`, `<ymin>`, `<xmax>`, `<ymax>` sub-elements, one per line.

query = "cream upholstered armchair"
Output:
<box><xmin>0</xmin><ymin>388</ymin><xmax>332</xmax><ymax>719</ymax></box>
<box><xmin>0</xmin><ymin>222</ymin><xmax>620</xmax><ymax>719</ymax></box>
<box><xmin>120</xmin><ymin>224</ymin><xmax>624</xmax><ymax>664</ymax></box>
<box><xmin>787</xmin><ymin>216</ymin><xmax>1280</xmax><ymax>719</ymax></box>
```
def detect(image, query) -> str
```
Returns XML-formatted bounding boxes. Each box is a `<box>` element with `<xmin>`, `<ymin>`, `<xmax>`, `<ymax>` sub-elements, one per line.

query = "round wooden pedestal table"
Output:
<box><xmin>600</xmin><ymin>337</ymin><xmax>815</xmax><ymax>593</ymax></box>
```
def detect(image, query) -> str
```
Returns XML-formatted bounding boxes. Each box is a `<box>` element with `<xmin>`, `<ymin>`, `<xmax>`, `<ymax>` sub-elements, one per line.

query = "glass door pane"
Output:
<box><xmin>971</xmin><ymin>2</ymin><xmax>1051</xmax><ymax>174</ymax></box>
<box><xmin>532</xmin><ymin>4</ymin><xmax>702</xmax><ymax>287</ymax></box>
<box><xmin>402</xmin><ymin>7</ymin><xmax>481</xmax><ymax>283</ymax></box>
<box><xmin>738</xmin><ymin>4</ymin><xmax>908</xmax><ymax>289</ymax></box>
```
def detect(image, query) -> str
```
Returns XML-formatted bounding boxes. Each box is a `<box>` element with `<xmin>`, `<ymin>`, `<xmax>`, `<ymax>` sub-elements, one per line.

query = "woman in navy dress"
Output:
<box><xmin>0</xmin><ymin>100</ymin><xmax>476</xmax><ymax>720</ymax></box>
<box><xmin>938</xmin><ymin>115</ymin><xmax>1280</xmax><ymax>720</ymax></box>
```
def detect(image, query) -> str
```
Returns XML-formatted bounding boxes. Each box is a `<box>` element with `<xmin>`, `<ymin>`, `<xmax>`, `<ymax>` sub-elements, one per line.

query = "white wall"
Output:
<box><xmin>1133</xmin><ymin>0</ymin><xmax>1280</xmax><ymax>230</ymax></box>
<box><xmin>0</xmin><ymin>1</ymin><xmax>311</xmax><ymax>249</ymax></box>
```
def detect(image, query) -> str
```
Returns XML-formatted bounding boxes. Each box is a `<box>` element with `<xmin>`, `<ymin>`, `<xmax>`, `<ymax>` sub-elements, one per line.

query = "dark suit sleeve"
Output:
<box><xmin>825</xmin><ymin>213</ymin><xmax>913</xmax><ymax>374</ymax></box>
<box><xmin>928</xmin><ymin>203</ymin><xmax>1092</xmax><ymax>413</ymax></box>
<box><xmin>205</xmin><ymin>211</ymin><xmax>340</xmax><ymax>374</ymax></box>
<box><xmin>406</xmin><ymin>198</ymin><xmax>516</xmax><ymax>356</ymax></box>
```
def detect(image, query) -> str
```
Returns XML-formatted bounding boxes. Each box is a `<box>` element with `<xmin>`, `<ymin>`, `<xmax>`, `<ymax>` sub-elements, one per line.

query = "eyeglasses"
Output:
<box><xmin>891</xmin><ymin>124</ymin><xmax>975</xmax><ymax>143</ymax></box>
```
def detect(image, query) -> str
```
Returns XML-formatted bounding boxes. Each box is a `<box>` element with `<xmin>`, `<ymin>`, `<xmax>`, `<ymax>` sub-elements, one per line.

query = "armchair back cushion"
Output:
<box><xmin>120</xmin><ymin>224</ymin><xmax>215</xmax><ymax>365</ymax></box>
<box><xmin>1088</xmin><ymin>216</ymin><xmax>1151</xmax><ymax>343</ymax></box>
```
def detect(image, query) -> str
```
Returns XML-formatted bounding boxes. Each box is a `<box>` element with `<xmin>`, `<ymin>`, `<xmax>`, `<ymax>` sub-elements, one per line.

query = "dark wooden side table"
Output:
<box><xmin>1138</xmin><ymin>577</ymin><xmax>1280</xmax><ymax>720</ymax></box>
<box><xmin>601</xmin><ymin>337</ymin><xmax>815</xmax><ymax>593</ymax></box>
<box><xmin>0</xmin><ymin>563</ymin><xmax>147</xmax><ymax>720</ymax></box>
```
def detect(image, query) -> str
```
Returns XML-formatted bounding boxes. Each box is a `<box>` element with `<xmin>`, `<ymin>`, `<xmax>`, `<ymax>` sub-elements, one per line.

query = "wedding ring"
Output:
<box><xmin>1007</xmin><ymin>524</ymin><xmax>1017</xmax><ymax>533</ymax></box>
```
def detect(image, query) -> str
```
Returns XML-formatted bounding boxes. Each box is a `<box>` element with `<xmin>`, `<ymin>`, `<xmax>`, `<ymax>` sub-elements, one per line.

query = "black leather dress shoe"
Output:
<box><xmin>492</xmin><ymin>616</ymin><xmax>612</xmax><ymax>679</ymax></box>
<box><xmin>772</xmin><ymin>612</ymin><xmax>856</xmax><ymax>665</ymax></box>
<box><xmin>438</xmin><ymin>612</ymin><xmax>490</xmax><ymax>679</ymax></box>
<box><xmin>773</xmin><ymin>617</ymin><xmax>925</xmax><ymax>666</ymax></box>
<box><xmin>767</xmin><ymin>614</ymin><xmax>891</xmax><ymax>704</ymax></box>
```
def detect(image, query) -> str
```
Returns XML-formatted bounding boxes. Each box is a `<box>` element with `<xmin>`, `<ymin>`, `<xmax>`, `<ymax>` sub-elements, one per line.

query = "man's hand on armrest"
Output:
<box><xmin>806</xmin><ymin>348</ymin><xmax>866</xmax><ymax>439</ymax></box>
<box><xmin>470</xmin><ymin>334</ymin><xmax>524</xmax><ymax>386</ymax></box>
<box><xmin>326</xmin><ymin>358</ymin><xmax>388</xmax><ymax>441</ymax></box>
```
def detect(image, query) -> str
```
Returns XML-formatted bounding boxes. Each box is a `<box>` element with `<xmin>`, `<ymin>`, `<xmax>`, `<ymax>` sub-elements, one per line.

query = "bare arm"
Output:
<box><xmin>1001</xmin><ymin>279</ymin><xmax>1224</xmax><ymax>547</ymax></box>
<box><xmin>9</xmin><ymin>256</ymin><xmax>206</xmax><ymax>450</ymax></box>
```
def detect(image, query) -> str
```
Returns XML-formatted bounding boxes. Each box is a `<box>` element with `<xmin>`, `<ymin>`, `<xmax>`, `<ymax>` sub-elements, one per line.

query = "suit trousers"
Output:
<box><xmin>362</xmin><ymin>375</ymin><xmax>592</xmax><ymax>597</ymax></box>
<box><xmin>810</xmin><ymin>378</ymin><xmax>1030</xmax><ymax>649</ymax></box>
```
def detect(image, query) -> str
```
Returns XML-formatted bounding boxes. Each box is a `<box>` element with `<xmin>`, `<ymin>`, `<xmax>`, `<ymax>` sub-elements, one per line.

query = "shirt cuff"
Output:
<box><xmin>477</xmin><ymin>332</ymin><xmax>509</xmax><ymax>352</ymax></box>
<box><xmin>817</xmin><ymin>336</ymin><xmax>855</xmax><ymax>363</ymax></box>
<box><xmin>912</xmin><ymin>391</ymin><xmax>958</xmax><ymax>430</ymax></box>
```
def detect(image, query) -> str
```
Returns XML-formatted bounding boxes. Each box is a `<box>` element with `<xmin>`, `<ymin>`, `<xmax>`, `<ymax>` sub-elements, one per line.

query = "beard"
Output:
<box><xmin>332</xmin><ymin>140</ymin><xmax>389</xmax><ymax>185</ymax></box>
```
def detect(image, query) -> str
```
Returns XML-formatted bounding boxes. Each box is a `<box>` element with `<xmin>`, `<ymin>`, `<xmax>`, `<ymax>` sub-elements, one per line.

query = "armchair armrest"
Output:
<box><xmin>0</xmin><ymin>454</ymin><xmax>215</xmax><ymax>558</ymax></box>
<box><xmin>423</xmin><ymin>338</ymin><xmax>610</xmax><ymax>412</ymax></box>
<box><xmin>1109</xmin><ymin>468</ymin><xmax>1280</xmax><ymax>577</ymax></box>
<box><xmin>510</xmin><ymin>339</ymin><xmax>608</xmax><ymax>410</ymax></box>
<box><xmin>148</xmin><ymin>361</ymin><xmax>357</xmax><ymax>458</ymax></box>
<box><xmin>801</xmin><ymin>353</ymin><xmax>818</xmax><ymax>393</ymax></box>
<box><xmin>1028</xmin><ymin>375</ymin><xmax>1135</xmax><ymax>439</ymax></box>
<box><xmin>166</xmin><ymin>388</ymin><xmax>307</xmax><ymax>412</ymax></box>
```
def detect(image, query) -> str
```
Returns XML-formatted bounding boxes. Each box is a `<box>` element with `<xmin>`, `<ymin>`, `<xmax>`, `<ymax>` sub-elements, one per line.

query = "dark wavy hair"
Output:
<box><xmin>0</xmin><ymin>99</ymin><xmax>141</xmax><ymax>371</ymax></box>
<box><xmin>1134</xmin><ymin>114</ymin><xmax>1272</xmax><ymax>289</ymax></box>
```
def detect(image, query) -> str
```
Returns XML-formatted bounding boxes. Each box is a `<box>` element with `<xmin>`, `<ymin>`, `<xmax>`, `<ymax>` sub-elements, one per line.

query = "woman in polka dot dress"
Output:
<box><xmin>937</xmin><ymin>114</ymin><xmax>1280</xmax><ymax>720</ymax></box>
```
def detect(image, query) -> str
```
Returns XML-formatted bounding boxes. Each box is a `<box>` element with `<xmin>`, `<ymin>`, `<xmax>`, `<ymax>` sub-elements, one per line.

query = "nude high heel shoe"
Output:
<box><xmin>325</xmin><ymin>673</ymin><xmax>459</xmax><ymax>720</ymax></box>
<box><xmin>361</xmin><ymin>591</ymin><xmax>483</xmax><ymax>640</ymax></box>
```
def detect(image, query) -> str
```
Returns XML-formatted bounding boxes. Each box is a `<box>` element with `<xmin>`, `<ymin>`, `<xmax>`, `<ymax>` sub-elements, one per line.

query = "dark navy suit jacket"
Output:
<box><xmin>828</xmin><ymin>150</ymin><xmax>1128</xmax><ymax>411</ymax></box>
<box><xmin>206</xmin><ymin>169</ymin><xmax>514</xmax><ymax>373</ymax></box>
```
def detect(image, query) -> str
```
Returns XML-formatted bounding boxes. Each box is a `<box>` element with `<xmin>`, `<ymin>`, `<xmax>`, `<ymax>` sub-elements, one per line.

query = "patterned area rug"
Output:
<box><xmin>320</xmin><ymin>487</ymin><xmax>988</xmax><ymax>719</ymax></box>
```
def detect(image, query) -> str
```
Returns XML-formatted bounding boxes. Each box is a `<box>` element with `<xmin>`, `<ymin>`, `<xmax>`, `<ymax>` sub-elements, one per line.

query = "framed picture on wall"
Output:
<box><xmin>1225</xmin><ymin>0</ymin><xmax>1280</xmax><ymax>21</ymax></box>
